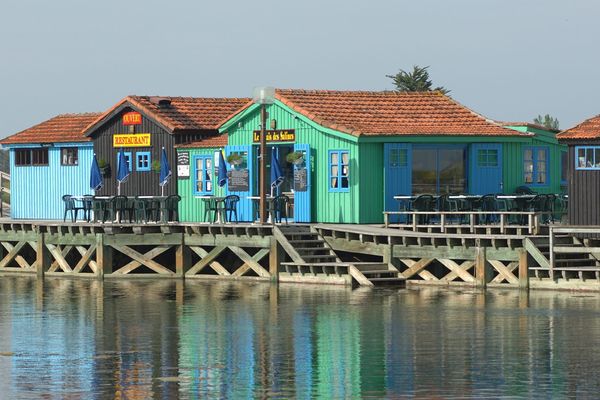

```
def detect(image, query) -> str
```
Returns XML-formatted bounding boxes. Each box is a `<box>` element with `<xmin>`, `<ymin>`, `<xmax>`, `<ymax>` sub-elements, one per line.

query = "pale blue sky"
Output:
<box><xmin>1</xmin><ymin>0</ymin><xmax>598</xmax><ymax>137</ymax></box>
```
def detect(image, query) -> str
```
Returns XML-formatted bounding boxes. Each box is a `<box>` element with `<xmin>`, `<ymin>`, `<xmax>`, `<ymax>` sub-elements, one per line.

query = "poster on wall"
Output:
<box><xmin>294</xmin><ymin>168</ymin><xmax>307</xmax><ymax>192</ymax></box>
<box><xmin>177</xmin><ymin>151</ymin><xmax>190</xmax><ymax>179</ymax></box>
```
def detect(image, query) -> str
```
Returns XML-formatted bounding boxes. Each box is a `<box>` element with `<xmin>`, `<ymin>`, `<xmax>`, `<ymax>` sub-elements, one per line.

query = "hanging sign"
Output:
<box><xmin>122</xmin><ymin>112</ymin><xmax>142</xmax><ymax>125</ymax></box>
<box><xmin>113</xmin><ymin>134</ymin><xmax>151</xmax><ymax>147</ymax></box>
<box><xmin>177</xmin><ymin>151</ymin><xmax>190</xmax><ymax>179</ymax></box>
<box><xmin>252</xmin><ymin>129</ymin><xmax>296</xmax><ymax>143</ymax></box>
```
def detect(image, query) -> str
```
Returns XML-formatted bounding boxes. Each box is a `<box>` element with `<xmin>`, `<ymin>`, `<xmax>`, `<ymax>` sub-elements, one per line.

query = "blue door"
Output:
<box><xmin>470</xmin><ymin>143</ymin><xmax>503</xmax><ymax>195</ymax></box>
<box><xmin>384</xmin><ymin>143</ymin><xmax>412</xmax><ymax>222</ymax></box>
<box><xmin>293</xmin><ymin>143</ymin><xmax>311</xmax><ymax>222</ymax></box>
<box><xmin>225</xmin><ymin>145</ymin><xmax>255</xmax><ymax>221</ymax></box>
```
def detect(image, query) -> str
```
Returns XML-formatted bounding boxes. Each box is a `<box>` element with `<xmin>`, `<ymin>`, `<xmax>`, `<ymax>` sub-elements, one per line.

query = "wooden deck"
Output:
<box><xmin>0</xmin><ymin>220</ymin><xmax>598</xmax><ymax>290</ymax></box>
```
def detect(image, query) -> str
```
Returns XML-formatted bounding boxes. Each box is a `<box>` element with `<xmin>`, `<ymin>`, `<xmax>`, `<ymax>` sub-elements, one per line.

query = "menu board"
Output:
<box><xmin>228</xmin><ymin>169</ymin><xmax>249</xmax><ymax>192</ymax></box>
<box><xmin>177</xmin><ymin>152</ymin><xmax>190</xmax><ymax>179</ymax></box>
<box><xmin>294</xmin><ymin>168</ymin><xmax>307</xmax><ymax>192</ymax></box>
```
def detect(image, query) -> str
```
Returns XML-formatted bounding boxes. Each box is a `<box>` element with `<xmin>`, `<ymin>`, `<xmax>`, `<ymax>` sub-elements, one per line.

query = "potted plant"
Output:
<box><xmin>227</xmin><ymin>153</ymin><xmax>243</xmax><ymax>166</ymax></box>
<box><xmin>98</xmin><ymin>159</ymin><xmax>111</xmax><ymax>177</ymax></box>
<box><xmin>151</xmin><ymin>159</ymin><xmax>161</xmax><ymax>173</ymax></box>
<box><xmin>286</xmin><ymin>151</ymin><xmax>304</xmax><ymax>165</ymax></box>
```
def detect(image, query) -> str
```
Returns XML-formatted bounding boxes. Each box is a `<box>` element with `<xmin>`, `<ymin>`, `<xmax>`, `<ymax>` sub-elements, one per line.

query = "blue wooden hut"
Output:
<box><xmin>0</xmin><ymin>113</ymin><xmax>100</xmax><ymax>219</ymax></box>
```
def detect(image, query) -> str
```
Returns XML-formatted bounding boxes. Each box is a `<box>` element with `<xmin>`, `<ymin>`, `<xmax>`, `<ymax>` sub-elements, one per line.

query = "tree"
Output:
<box><xmin>533</xmin><ymin>114</ymin><xmax>560</xmax><ymax>130</ymax></box>
<box><xmin>387</xmin><ymin>65</ymin><xmax>450</xmax><ymax>94</ymax></box>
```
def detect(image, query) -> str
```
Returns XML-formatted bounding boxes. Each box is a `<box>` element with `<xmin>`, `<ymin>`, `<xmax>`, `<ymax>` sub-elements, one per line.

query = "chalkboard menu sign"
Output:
<box><xmin>228</xmin><ymin>169</ymin><xmax>249</xmax><ymax>192</ymax></box>
<box><xmin>177</xmin><ymin>151</ymin><xmax>190</xmax><ymax>179</ymax></box>
<box><xmin>294</xmin><ymin>168</ymin><xmax>307</xmax><ymax>192</ymax></box>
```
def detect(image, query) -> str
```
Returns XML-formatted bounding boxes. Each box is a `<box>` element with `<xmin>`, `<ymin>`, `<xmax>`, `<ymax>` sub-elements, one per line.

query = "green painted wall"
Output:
<box><xmin>177</xmin><ymin>147</ymin><xmax>226</xmax><ymax>222</ymax></box>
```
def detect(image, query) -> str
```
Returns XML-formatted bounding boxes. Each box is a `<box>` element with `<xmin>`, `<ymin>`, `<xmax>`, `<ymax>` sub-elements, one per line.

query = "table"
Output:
<box><xmin>247</xmin><ymin>196</ymin><xmax>275</xmax><ymax>223</ymax></box>
<box><xmin>196</xmin><ymin>196</ymin><xmax>226</xmax><ymax>222</ymax></box>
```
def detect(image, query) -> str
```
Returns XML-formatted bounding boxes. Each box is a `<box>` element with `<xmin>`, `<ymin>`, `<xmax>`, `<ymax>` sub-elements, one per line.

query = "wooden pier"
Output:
<box><xmin>0</xmin><ymin>220</ymin><xmax>599</xmax><ymax>291</ymax></box>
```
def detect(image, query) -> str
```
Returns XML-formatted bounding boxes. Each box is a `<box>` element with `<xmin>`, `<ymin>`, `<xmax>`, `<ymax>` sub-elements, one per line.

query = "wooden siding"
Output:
<box><xmin>225</xmin><ymin>103</ymin><xmax>361</xmax><ymax>223</ymax></box>
<box><xmin>9</xmin><ymin>143</ymin><xmax>93</xmax><ymax>219</ymax></box>
<box><xmin>567</xmin><ymin>143</ymin><xmax>600</xmax><ymax>225</ymax></box>
<box><xmin>92</xmin><ymin>108</ymin><xmax>178</xmax><ymax>197</ymax></box>
<box><xmin>358</xmin><ymin>142</ymin><xmax>384</xmax><ymax>223</ymax></box>
<box><xmin>177</xmin><ymin>148</ymin><xmax>226</xmax><ymax>222</ymax></box>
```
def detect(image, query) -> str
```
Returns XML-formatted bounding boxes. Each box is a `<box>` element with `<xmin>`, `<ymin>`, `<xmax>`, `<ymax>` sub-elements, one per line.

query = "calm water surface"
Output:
<box><xmin>1</xmin><ymin>277</ymin><xmax>600</xmax><ymax>399</ymax></box>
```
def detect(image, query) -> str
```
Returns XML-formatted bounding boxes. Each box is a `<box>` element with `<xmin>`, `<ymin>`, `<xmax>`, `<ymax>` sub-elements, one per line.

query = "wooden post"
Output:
<box><xmin>475</xmin><ymin>243</ymin><xmax>487</xmax><ymax>288</ymax></box>
<box><xmin>518</xmin><ymin>248</ymin><xmax>529</xmax><ymax>289</ymax></box>
<box><xmin>176</xmin><ymin>235</ymin><xmax>190</xmax><ymax>278</ymax></box>
<box><xmin>96</xmin><ymin>233</ymin><xmax>112</xmax><ymax>279</ymax></box>
<box><xmin>269</xmin><ymin>236</ymin><xmax>280</xmax><ymax>283</ymax></box>
<box><xmin>36</xmin><ymin>232</ymin><xmax>50</xmax><ymax>278</ymax></box>
<box><xmin>548</xmin><ymin>226</ymin><xmax>555</xmax><ymax>281</ymax></box>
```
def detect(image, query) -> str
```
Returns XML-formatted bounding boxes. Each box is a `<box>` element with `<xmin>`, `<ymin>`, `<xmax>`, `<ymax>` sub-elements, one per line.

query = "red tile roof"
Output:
<box><xmin>557</xmin><ymin>114</ymin><xmax>600</xmax><ymax>140</ymax></box>
<box><xmin>1</xmin><ymin>113</ymin><xmax>102</xmax><ymax>145</ymax></box>
<box><xmin>176</xmin><ymin>134</ymin><xmax>228</xmax><ymax>148</ymax></box>
<box><xmin>84</xmin><ymin>96</ymin><xmax>251</xmax><ymax>135</ymax></box>
<box><xmin>274</xmin><ymin>90</ymin><xmax>525</xmax><ymax>137</ymax></box>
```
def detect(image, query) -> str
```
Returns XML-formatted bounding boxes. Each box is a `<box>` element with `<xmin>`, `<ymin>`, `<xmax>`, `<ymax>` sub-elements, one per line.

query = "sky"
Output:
<box><xmin>1</xmin><ymin>0</ymin><xmax>599</xmax><ymax>138</ymax></box>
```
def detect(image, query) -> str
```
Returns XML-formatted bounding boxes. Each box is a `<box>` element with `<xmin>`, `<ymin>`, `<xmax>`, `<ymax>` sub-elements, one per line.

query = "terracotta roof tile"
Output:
<box><xmin>84</xmin><ymin>96</ymin><xmax>251</xmax><ymax>135</ymax></box>
<box><xmin>274</xmin><ymin>90</ymin><xmax>525</xmax><ymax>137</ymax></box>
<box><xmin>1</xmin><ymin>113</ymin><xmax>102</xmax><ymax>145</ymax></box>
<box><xmin>176</xmin><ymin>134</ymin><xmax>228</xmax><ymax>148</ymax></box>
<box><xmin>557</xmin><ymin>114</ymin><xmax>600</xmax><ymax>140</ymax></box>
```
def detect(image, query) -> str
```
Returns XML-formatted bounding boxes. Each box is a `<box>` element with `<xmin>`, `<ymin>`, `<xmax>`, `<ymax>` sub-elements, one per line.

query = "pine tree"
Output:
<box><xmin>533</xmin><ymin>114</ymin><xmax>560</xmax><ymax>130</ymax></box>
<box><xmin>387</xmin><ymin>65</ymin><xmax>450</xmax><ymax>94</ymax></box>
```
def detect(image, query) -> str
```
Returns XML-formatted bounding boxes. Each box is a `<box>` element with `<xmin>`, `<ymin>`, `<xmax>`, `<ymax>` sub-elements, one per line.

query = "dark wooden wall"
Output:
<box><xmin>567</xmin><ymin>142</ymin><xmax>600</xmax><ymax>225</ymax></box>
<box><xmin>92</xmin><ymin>108</ymin><xmax>178</xmax><ymax>197</ymax></box>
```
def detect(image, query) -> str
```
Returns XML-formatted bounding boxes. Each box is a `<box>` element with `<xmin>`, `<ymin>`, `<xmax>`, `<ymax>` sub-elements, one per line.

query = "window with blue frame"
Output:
<box><xmin>193</xmin><ymin>155</ymin><xmax>213</xmax><ymax>195</ymax></box>
<box><xmin>575</xmin><ymin>146</ymin><xmax>600</xmax><ymax>170</ymax></box>
<box><xmin>117</xmin><ymin>152</ymin><xmax>132</xmax><ymax>172</ymax></box>
<box><xmin>328</xmin><ymin>150</ymin><xmax>349</xmax><ymax>192</ymax></box>
<box><xmin>477</xmin><ymin>149</ymin><xmax>498</xmax><ymax>167</ymax></box>
<box><xmin>136</xmin><ymin>152</ymin><xmax>151</xmax><ymax>171</ymax></box>
<box><xmin>523</xmin><ymin>147</ymin><xmax>548</xmax><ymax>185</ymax></box>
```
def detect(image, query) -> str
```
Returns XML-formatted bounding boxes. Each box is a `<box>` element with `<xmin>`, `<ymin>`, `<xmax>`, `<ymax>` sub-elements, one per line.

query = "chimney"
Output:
<box><xmin>150</xmin><ymin>97</ymin><xmax>172</xmax><ymax>108</ymax></box>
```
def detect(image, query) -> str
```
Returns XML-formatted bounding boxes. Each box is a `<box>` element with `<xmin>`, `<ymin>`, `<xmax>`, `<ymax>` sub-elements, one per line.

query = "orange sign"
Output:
<box><xmin>123</xmin><ymin>112</ymin><xmax>142</xmax><ymax>125</ymax></box>
<box><xmin>113</xmin><ymin>134</ymin><xmax>151</xmax><ymax>147</ymax></box>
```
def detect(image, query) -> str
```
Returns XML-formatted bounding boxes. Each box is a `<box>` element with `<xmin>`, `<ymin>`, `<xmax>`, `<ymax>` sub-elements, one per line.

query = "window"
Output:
<box><xmin>575</xmin><ymin>146</ymin><xmax>600</xmax><ymax>170</ymax></box>
<box><xmin>116</xmin><ymin>152</ymin><xmax>132</xmax><ymax>172</ymax></box>
<box><xmin>389</xmin><ymin>148</ymin><xmax>408</xmax><ymax>167</ymax></box>
<box><xmin>477</xmin><ymin>149</ymin><xmax>498</xmax><ymax>167</ymax></box>
<box><xmin>14</xmin><ymin>148</ymin><xmax>48</xmax><ymax>166</ymax></box>
<box><xmin>561</xmin><ymin>150</ymin><xmax>568</xmax><ymax>184</ymax></box>
<box><xmin>524</xmin><ymin>147</ymin><xmax>548</xmax><ymax>185</ymax></box>
<box><xmin>136</xmin><ymin>152</ymin><xmax>151</xmax><ymax>171</ymax></box>
<box><xmin>193</xmin><ymin>155</ymin><xmax>213</xmax><ymax>195</ymax></box>
<box><xmin>328</xmin><ymin>150</ymin><xmax>349</xmax><ymax>192</ymax></box>
<box><xmin>61</xmin><ymin>148</ymin><xmax>78</xmax><ymax>166</ymax></box>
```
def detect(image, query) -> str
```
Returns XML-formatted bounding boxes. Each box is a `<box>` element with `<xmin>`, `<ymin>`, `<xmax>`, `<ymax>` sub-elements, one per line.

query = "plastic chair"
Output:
<box><xmin>133</xmin><ymin>197</ymin><xmax>152</xmax><ymax>223</ymax></box>
<box><xmin>475</xmin><ymin>194</ymin><xmax>497</xmax><ymax>224</ymax></box>
<box><xmin>203</xmin><ymin>198</ymin><xmax>218</xmax><ymax>222</ymax></box>
<box><xmin>62</xmin><ymin>195</ymin><xmax>84</xmax><ymax>222</ymax></box>
<box><xmin>411</xmin><ymin>194</ymin><xmax>434</xmax><ymax>224</ymax></box>
<box><xmin>162</xmin><ymin>195</ymin><xmax>181</xmax><ymax>222</ymax></box>
<box><xmin>81</xmin><ymin>195</ymin><xmax>94</xmax><ymax>222</ymax></box>
<box><xmin>515</xmin><ymin>186</ymin><xmax>536</xmax><ymax>195</ymax></box>
<box><xmin>220</xmin><ymin>195</ymin><xmax>240</xmax><ymax>223</ymax></box>
<box><xmin>91</xmin><ymin>197</ymin><xmax>109</xmax><ymax>223</ymax></box>
<box><xmin>268</xmin><ymin>194</ymin><xmax>290</xmax><ymax>224</ymax></box>
<box><xmin>107</xmin><ymin>195</ymin><xmax>131</xmax><ymax>223</ymax></box>
<box><xmin>436</xmin><ymin>194</ymin><xmax>459</xmax><ymax>224</ymax></box>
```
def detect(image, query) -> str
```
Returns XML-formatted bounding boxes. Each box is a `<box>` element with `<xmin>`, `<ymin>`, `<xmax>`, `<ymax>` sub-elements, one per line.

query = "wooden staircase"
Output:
<box><xmin>525</xmin><ymin>235</ymin><xmax>600</xmax><ymax>280</ymax></box>
<box><xmin>274</xmin><ymin>225</ymin><xmax>405</xmax><ymax>287</ymax></box>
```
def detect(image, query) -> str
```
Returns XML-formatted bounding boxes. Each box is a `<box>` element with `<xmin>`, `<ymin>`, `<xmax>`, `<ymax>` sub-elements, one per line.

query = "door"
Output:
<box><xmin>225</xmin><ymin>145</ymin><xmax>254</xmax><ymax>221</ymax></box>
<box><xmin>384</xmin><ymin>143</ymin><xmax>412</xmax><ymax>222</ymax></box>
<box><xmin>470</xmin><ymin>143</ymin><xmax>503</xmax><ymax>195</ymax></box>
<box><xmin>293</xmin><ymin>143</ymin><xmax>311</xmax><ymax>222</ymax></box>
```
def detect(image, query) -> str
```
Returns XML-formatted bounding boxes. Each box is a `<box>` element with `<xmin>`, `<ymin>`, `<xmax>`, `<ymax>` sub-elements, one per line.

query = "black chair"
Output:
<box><xmin>220</xmin><ymin>195</ymin><xmax>240</xmax><ymax>223</ymax></box>
<box><xmin>133</xmin><ymin>197</ymin><xmax>153</xmax><ymax>223</ymax></box>
<box><xmin>475</xmin><ymin>194</ymin><xmax>498</xmax><ymax>224</ymax></box>
<box><xmin>91</xmin><ymin>196</ymin><xmax>109</xmax><ymax>223</ymax></box>
<box><xmin>411</xmin><ymin>194</ymin><xmax>435</xmax><ymax>224</ymax></box>
<box><xmin>515</xmin><ymin>186</ymin><xmax>536</xmax><ymax>195</ymax></box>
<box><xmin>436</xmin><ymin>194</ymin><xmax>459</xmax><ymax>224</ymax></box>
<box><xmin>162</xmin><ymin>195</ymin><xmax>181</xmax><ymax>222</ymax></box>
<box><xmin>62</xmin><ymin>195</ymin><xmax>84</xmax><ymax>222</ymax></box>
<box><xmin>81</xmin><ymin>195</ymin><xmax>94</xmax><ymax>222</ymax></box>
<box><xmin>203</xmin><ymin>198</ymin><xmax>218</xmax><ymax>222</ymax></box>
<box><xmin>268</xmin><ymin>194</ymin><xmax>290</xmax><ymax>224</ymax></box>
<box><xmin>525</xmin><ymin>194</ymin><xmax>549</xmax><ymax>223</ymax></box>
<box><xmin>107</xmin><ymin>195</ymin><xmax>131</xmax><ymax>223</ymax></box>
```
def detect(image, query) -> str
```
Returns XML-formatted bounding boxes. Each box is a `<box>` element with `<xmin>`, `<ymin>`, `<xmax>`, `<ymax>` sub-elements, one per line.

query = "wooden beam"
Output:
<box><xmin>439</xmin><ymin>259</ymin><xmax>475</xmax><ymax>283</ymax></box>
<box><xmin>73</xmin><ymin>245</ymin><xmax>97</xmax><ymax>274</ymax></box>
<box><xmin>46</xmin><ymin>243</ymin><xmax>73</xmax><ymax>273</ymax></box>
<box><xmin>269</xmin><ymin>236</ymin><xmax>280</xmax><ymax>282</ymax></box>
<box><xmin>475</xmin><ymin>246</ymin><xmax>487</xmax><ymax>288</ymax></box>
<box><xmin>229</xmin><ymin>246</ymin><xmax>270</xmax><ymax>278</ymax></box>
<box><xmin>113</xmin><ymin>246</ymin><xmax>171</xmax><ymax>275</ymax></box>
<box><xmin>35</xmin><ymin>234</ymin><xmax>50</xmax><ymax>277</ymax></box>
<box><xmin>111</xmin><ymin>245</ymin><xmax>174</xmax><ymax>275</ymax></box>
<box><xmin>518</xmin><ymin>249</ymin><xmax>529</xmax><ymax>289</ymax></box>
<box><xmin>400</xmin><ymin>258</ymin><xmax>434</xmax><ymax>279</ymax></box>
<box><xmin>488</xmin><ymin>260</ymin><xmax>519</xmax><ymax>284</ymax></box>
<box><xmin>187</xmin><ymin>246</ymin><xmax>227</xmax><ymax>275</ymax></box>
<box><xmin>96</xmin><ymin>233</ymin><xmax>112</xmax><ymax>279</ymax></box>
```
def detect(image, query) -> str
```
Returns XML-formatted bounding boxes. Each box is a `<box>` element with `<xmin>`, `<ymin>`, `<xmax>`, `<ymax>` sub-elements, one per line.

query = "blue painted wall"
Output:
<box><xmin>8</xmin><ymin>143</ymin><xmax>93</xmax><ymax>219</ymax></box>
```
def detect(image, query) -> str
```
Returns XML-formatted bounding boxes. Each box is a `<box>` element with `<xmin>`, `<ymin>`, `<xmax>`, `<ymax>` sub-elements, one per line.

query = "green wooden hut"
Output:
<box><xmin>177</xmin><ymin>90</ymin><xmax>565</xmax><ymax>224</ymax></box>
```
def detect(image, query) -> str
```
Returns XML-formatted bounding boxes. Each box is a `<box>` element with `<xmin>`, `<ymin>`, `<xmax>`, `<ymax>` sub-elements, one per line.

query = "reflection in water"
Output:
<box><xmin>1</xmin><ymin>278</ymin><xmax>600</xmax><ymax>398</ymax></box>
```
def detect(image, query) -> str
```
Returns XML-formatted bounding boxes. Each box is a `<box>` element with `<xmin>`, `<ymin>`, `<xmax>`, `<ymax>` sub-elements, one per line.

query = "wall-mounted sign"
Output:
<box><xmin>294</xmin><ymin>168</ymin><xmax>308</xmax><ymax>192</ymax></box>
<box><xmin>228</xmin><ymin>169</ymin><xmax>249</xmax><ymax>192</ymax></box>
<box><xmin>123</xmin><ymin>112</ymin><xmax>142</xmax><ymax>125</ymax></box>
<box><xmin>252</xmin><ymin>129</ymin><xmax>296</xmax><ymax>143</ymax></box>
<box><xmin>177</xmin><ymin>151</ymin><xmax>190</xmax><ymax>179</ymax></box>
<box><xmin>113</xmin><ymin>134</ymin><xmax>151</xmax><ymax>147</ymax></box>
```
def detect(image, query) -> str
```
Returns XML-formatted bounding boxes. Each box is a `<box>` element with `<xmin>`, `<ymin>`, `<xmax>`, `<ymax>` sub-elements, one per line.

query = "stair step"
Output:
<box><xmin>554</xmin><ymin>258</ymin><xmax>596</xmax><ymax>263</ymax></box>
<box><xmin>295</xmin><ymin>246</ymin><xmax>328</xmax><ymax>252</ymax></box>
<box><xmin>302</xmin><ymin>255</ymin><xmax>338</xmax><ymax>260</ymax></box>
<box><xmin>288</xmin><ymin>239</ymin><xmax>324</xmax><ymax>244</ymax></box>
<box><xmin>368</xmin><ymin>277</ymin><xmax>406</xmax><ymax>286</ymax></box>
<box><xmin>361</xmin><ymin>269</ymin><xmax>398</xmax><ymax>275</ymax></box>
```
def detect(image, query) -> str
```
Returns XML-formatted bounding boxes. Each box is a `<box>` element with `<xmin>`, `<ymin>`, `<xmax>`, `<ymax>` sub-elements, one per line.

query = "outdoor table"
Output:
<box><xmin>247</xmin><ymin>196</ymin><xmax>275</xmax><ymax>223</ymax></box>
<box><xmin>196</xmin><ymin>195</ymin><xmax>226</xmax><ymax>222</ymax></box>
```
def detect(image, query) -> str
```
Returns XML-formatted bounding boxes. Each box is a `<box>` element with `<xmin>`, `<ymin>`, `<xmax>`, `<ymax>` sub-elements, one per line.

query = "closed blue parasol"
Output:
<box><xmin>116</xmin><ymin>148</ymin><xmax>130</xmax><ymax>195</ymax></box>
<box><xmin>218</xmin><ymin>150</ymin><xmax>228</xmax><ymax>187</ymax></box>
<box><xmin>90</xmin><ymin>153</ymin><xmax>103</xmax><ymax>191</ymax></box>
<box><xmin>270</xmin><ymin>147</ymin><xmax>284</xmax><ymax>196</ymax></box>
<box><xmin>159</xmin><ymin>147</ymin><xmax>172</xmax><ymax>196</ymax></box>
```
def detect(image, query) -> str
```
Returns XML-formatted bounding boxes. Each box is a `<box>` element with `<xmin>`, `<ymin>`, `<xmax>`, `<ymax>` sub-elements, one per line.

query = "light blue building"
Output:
<box><xmin>1</xmin><ymin>113</ymin><xmax>101</xmax><ymax>219</ymax></box>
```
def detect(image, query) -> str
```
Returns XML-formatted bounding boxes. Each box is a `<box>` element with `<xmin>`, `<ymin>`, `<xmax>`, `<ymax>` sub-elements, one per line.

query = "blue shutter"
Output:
<box><xmin>384</xmin><ymin>143</ymin><xmax>412</xmax><ymax>223</ymax></box>
<box><xmin>293</xmin><ymin>143</ymin><xmax>311</xmax><ymax>222</ymax></box>
<box><xmin>225</xmin><ymin>145</ymin><xmax>254</xmax><ymax>221</ymax></box>
<box><xmin>470</xmin><ymin>143</ymin><xmax>503</xmax><ymax>195</ymax></box>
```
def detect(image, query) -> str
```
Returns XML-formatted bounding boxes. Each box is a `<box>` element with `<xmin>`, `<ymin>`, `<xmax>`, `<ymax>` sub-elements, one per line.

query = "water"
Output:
<box><xmin>1</xmin><ymin>278</ymin><xmax>600</xmax><ymax>399</ymax></box>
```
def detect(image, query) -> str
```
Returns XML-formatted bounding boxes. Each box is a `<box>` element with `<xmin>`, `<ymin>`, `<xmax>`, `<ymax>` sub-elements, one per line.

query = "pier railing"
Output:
<box><xmin>547</xmin><ymin>225</ymin><xmax>600</xmax><ymax>280</ymax></box>
<box><xmin>383</xmin><ymin>210</ymin><xmax>562</xmax><ymax>235</ymax></box>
